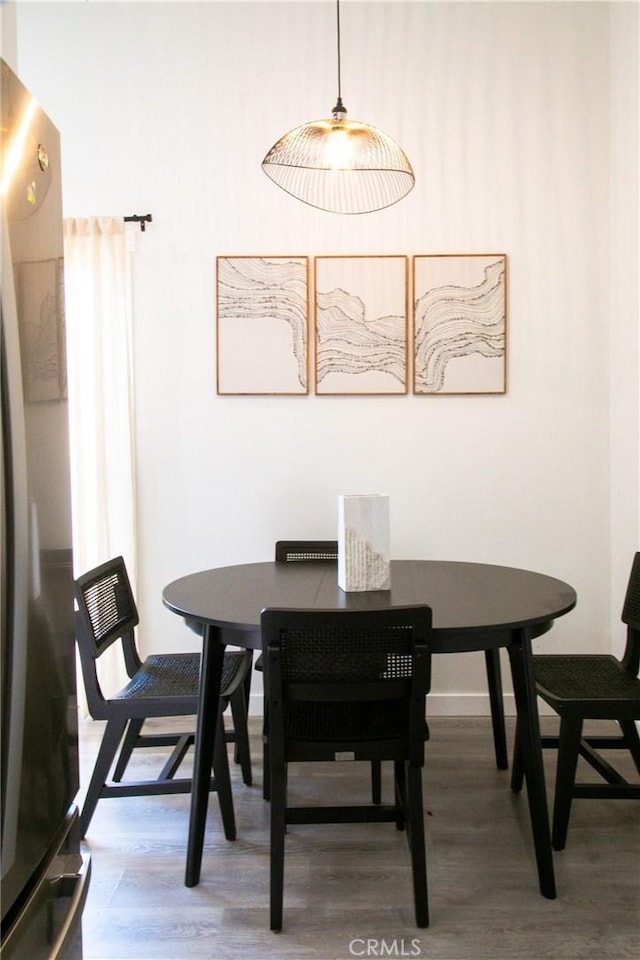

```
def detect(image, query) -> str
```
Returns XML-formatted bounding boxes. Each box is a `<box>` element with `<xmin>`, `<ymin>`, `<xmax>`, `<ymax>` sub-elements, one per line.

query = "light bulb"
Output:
<box><xmin>324</xmin><ymin>128</ymin><xmax>353</xmax><ymax>169</ymax></box>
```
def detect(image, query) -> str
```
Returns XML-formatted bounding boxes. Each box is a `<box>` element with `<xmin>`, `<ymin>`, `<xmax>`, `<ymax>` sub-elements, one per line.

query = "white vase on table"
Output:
<box><xmin>338</xmin><ymin>494</ymin><xmax>391</xmax><ymax>592</ymax></box>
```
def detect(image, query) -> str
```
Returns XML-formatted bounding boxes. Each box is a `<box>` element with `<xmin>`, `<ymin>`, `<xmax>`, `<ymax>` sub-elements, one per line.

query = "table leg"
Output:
<box><xmin>484</xmin><ymin>648</ymin><xmax>508</xmax><ymax>770</ymax></box>
<box><xmin>507</xmin><ymin>629</ymin><xmax>556</xmax><ymax>899</ymax></box>
<box><xmin>185</xmin><ymin>624</ymin><xmax>225</xmax><ymax>887</ymax></box>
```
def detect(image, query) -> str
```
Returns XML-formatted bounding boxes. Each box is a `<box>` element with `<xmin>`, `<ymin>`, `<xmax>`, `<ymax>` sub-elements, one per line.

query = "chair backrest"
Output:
<box><xmin>262</xmin><ymin>606</ymin><xmax>432</xmax><ymax>766</ymax></box>
<box><xmin>74</xmin><ymin>556</ymin><xmax>140</xmax><ymax>717</ymax></box>
<box><xmin>275</xmin><ymin>540</ymin><xmax>338</xmax><ymax>563</ymax></box>
<box><xmin>621</xmin><ymin>551</ymin><xmax>640</xmax><ymax>675</ymax></box>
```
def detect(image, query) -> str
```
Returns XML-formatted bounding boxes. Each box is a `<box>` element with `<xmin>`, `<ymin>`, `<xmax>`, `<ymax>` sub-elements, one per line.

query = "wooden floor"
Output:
<box><xmin>77</xmin><ymin>715</ymin><xmax>639</xmax><ymax>960</ymax></box>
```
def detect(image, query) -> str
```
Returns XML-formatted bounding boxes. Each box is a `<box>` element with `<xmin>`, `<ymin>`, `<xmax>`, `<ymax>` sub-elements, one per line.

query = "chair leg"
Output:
<box><xmin>263</xmin><ymin>697</ymin><xmax>271</xmax><ymax>800</ymax></box>
<box><xmin>393</xmin><ymin>759</ymin><xmax>407</xmax><ymax>831</ymax></box>
<box><xmin>551</xmin><ymin>715</ymin><xmax>583</xmax><ymax>851</ymax></box>
<box><xmin>405</xmin><ymin>764</ymin><xmax>429</xmax><ymax>928</ymax></box>
<box><xmin>263</xmin><ymin>740</ymin><xmax>271</xmax><ymax>800</ymax></box>
<box><xmin>236</xmin><ymin>661</ymin><xmax>253</xmax><ymax>762</ymax></box>
<box><xmin>510</xmin><ymin>717</ymin><xmax>525</xmax><ymax>792</ymax></box>
<box><xmin>229</xmin><ymin>685</ymin><xmax>252</xmax><ymax>786</ymax></box>
<box><xmin>485</xmin><ymin>648</ymin><xmax>508</xmax><ymax>769</ymax></box>
<box><xmin>112</xmin><ymin>718</ymin><xmax>144</xmax><ymax>781</ymax></box>
<box><xmin>213</xmin><ymin>714</ymin><xmax>237</xmax><ymax>842</ymax></box>
<box><xmin>270</xmin><ymin>764</ymin><xmax>287</xmax><ymax>933</ymax></box>
<box><xmin>620</xmin><ymin>719</ymin><xmax>640</xmax><ymax>775</ymax></box>
<box><xmin>371</xmin><ymin>760</ymin><xmax>382</xmax><ymax>804</ymax></box>
<box><xmin>80</xmin><ymin>717</ymin><xmax>128</xmax><ymax>836</ymax></box>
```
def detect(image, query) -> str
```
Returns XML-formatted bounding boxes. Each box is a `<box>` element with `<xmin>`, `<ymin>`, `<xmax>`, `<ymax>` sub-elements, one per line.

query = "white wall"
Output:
<box><xmin>14</xmin><ymin>1</ymin><xmax>639</xmax><ymax>712</ymax></box>
<box><xmin>0</xmin><ymin>1</ymin><xmax>17</xmax><ymax>67</ymax></box>
<box><xmin>609</xmin><ymin>1</ymin><xmax>640</xmax><ymax>655</ymax></box>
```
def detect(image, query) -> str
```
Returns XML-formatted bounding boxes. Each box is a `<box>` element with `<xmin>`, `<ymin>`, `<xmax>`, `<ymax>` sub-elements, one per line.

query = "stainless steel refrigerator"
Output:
<box><xmin>1</xmin><ymin>59</ymin><xmax>90</xmax><ymax>958</ymax></box>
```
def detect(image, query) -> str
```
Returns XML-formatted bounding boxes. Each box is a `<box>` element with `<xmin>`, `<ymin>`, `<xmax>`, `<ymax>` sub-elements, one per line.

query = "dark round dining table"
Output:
<box><xmin>163</xmin><ymin>558</ymin><xmax>577</xmax><ymax>898</ymax></box>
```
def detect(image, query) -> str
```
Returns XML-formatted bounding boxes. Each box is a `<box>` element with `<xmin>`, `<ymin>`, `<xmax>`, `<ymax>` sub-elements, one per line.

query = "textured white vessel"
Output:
<box><xmin>338</xmin><ymin>495</ymin><xmax>390</xmax><ymax>592</ymax></box>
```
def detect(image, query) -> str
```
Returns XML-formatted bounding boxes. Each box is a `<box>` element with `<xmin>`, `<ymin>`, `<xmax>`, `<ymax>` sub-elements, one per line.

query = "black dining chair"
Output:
<box><xmin>511</xmin><ymin>551</ymin><xmax>640</xmax><ymax>849</ymax></box>
<box><xmin>274</xmin><ymin>540</ymin><xmax>340</xmax><ymax>563</ymax></box>
<box><xmin>260</xmin><ymin>540</ymin><xmax>508</xmax><ymax>796</ymax></box>
<box><xmin>262</xmin><ymin>605</ymin><xmax>432</xmax><ymax>932</ymax></box>
<box><xmin>74</xmin><ymin>555</ymin><xmax>253</xmax><ymax>836</ymax></box>
<box><xmin>258</xmin><ymin>541</ymin><xmax>347</xmax><ymax>799</ymax></box>
<box><xmin>258</xmin><ymin>541</ymin><xmax>384</xmax><ymax>803</ymax></box>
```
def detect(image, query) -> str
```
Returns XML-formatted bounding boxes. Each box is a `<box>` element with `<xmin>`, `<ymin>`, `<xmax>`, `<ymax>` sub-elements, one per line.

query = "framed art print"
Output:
<box><xmin>315</xmin><ymin>255</ymin><xmax>408</xmax><ymax>395</ymax></box>
<box><xmin>216</xmin><ymin>256</ymin><xmax>309</xmax><ymax>395</ymax></box>
<box><xmin>413</xmin><ymin>254</ymin><xmax>507</xmax><ymax>395</ymax></box>
<box><xmin>16</xmin><ymin>258</ymin><xmax>66</xmax><ymax>403</ymax></box>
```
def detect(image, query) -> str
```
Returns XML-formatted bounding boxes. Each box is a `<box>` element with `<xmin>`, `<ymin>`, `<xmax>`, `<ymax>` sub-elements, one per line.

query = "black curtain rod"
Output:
<box><xmin>124</xmin><ymin>214</ymin><xmax>153</xmax><ymax>231</ymax></box>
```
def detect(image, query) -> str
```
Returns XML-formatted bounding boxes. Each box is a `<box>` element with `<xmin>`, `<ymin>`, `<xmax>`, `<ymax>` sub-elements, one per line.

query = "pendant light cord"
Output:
<box><xmin>336</xmin><ymin>0</ymin><xmax>342</xmax><ymax>100</ymax></box>
<box><xmin>333</xmin><ymin>0</ymin><xmax>346</xmax><ymax>114</ymax></box>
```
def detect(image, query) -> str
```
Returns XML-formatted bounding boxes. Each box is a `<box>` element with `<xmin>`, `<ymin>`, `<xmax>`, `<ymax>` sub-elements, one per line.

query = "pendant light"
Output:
<box><xmin>261</xmin><ymin>0</ymin><xmax>415</xmax><ymax>215</ymax></box>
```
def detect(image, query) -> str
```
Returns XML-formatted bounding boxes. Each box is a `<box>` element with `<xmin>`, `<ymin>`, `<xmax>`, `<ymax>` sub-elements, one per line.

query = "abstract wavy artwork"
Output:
<box><xmin>315</xmin><ymin>256</ymin><xmax>408</xmax><ymax>395</ymax></box>
<box><xmin>216</xmin><ymin>256</ymin><xmax>309</xmax><ymax>394</ymax></box>
<box><xmin>413</xmin><ymin>254</ymin><xmax>507</xmax><ymax>394</ymax></box>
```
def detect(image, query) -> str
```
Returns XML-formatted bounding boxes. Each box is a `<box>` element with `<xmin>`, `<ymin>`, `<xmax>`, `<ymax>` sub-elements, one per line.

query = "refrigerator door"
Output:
<box><xmin>1</xmin><ymin>208</ymin><xmax>30</xmax><ymax>883</ymax></box>
<box><xmin>1</xmin><ymin>59</ymin><xmax>87</xmax><ymax>955</ymax></box>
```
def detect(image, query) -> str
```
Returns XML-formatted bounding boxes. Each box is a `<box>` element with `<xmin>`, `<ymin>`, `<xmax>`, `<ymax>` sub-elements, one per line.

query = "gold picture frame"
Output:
<box><xmin>216</xmin><ymin>256</ymin><xmax>309</xmax><ymax>395</ymax></box>
<box><xmin>412</xmin><ymin>253</ymin><xmax>507</xmax><ymax>395</ymax></box>
<box><xmin>314</xmin><ymin>255</ymin><xmax>408</xmax><ymax>396</ymax></box>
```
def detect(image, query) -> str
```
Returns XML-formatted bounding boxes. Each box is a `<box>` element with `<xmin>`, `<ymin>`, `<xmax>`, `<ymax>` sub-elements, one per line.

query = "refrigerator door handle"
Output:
<box><xmin>1</xmin><ymin>840</ymin><xmax>91</xmax><ymax>960</ymax></box>
<box><xmin>0</xmin><ymin>208</ymin><xmax>30</xmax><ymax>875</ymax></box>
<box><xmin>49</xmin><ymin>851</ymin><xmax>92</xmax><ymax>960</ymax></box>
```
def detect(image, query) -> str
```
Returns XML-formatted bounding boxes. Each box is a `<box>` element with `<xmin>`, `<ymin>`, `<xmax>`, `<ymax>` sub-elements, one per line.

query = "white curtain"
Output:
<box><xmin>63</xmin><ymin>216</ymin><xmax>138</xmax><ymax>704</ymax></box>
